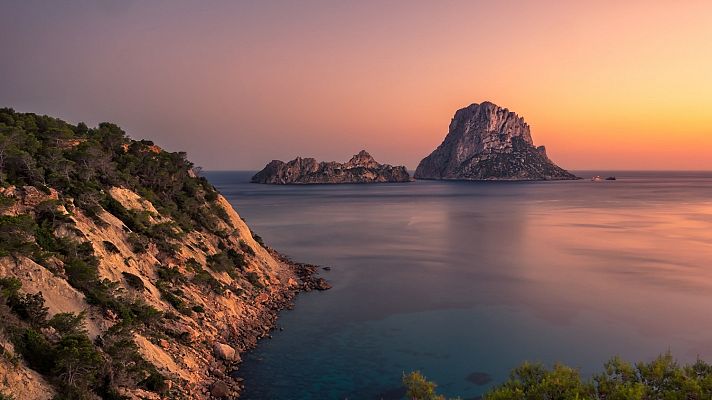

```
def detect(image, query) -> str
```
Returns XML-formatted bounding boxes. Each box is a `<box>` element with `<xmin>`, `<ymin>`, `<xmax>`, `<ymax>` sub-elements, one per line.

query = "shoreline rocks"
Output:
<box><xmin>251</xmin><ymin>150</ymin><xmax>411</xmax><ymax>184</ymax></box>
<box><xmin>227</xmin><ymin>248</ymin><xmax>330</xmax><ymax>397</ymax></box>
<box><xmin>415</xmin><ymin>101</ymin><xmax>578</xmax><ymax>181</ymax></box>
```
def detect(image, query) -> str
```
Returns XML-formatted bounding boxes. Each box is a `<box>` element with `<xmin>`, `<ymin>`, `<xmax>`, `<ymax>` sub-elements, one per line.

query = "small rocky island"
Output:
<box><xmin>251</xmin><ymin>150</ymin><xmax>412</xmax><ymax>184</ymax></box>
<box><xmin>415</xmin><ymin>101</ymin><xmax>578</xmax><ymax>180</ymax></box>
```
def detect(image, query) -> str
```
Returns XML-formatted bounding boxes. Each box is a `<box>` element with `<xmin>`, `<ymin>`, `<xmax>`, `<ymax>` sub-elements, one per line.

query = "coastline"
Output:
<box><xmin>228</xmin><ymin>248</ymin><xmax>330</xmax><ymax>397</ymax></box>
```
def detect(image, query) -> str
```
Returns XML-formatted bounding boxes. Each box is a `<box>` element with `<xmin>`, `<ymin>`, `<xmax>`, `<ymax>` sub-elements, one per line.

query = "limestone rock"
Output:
<box><xmin>213</xmin><ymin>343</ymin><xmax>237</xmax><ymax>361</ymax></box>
<box><xmin>251</xmin><ymin>150</ymin><xmax>412</xmax><ymax>184</ymax></box>
<box><xmin>415</xmin><ymin>101</ymin><xmax>578</xmax><ymax>181</ymax></box>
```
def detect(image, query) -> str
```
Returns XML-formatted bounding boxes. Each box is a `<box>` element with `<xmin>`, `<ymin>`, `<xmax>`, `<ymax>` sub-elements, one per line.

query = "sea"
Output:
<box><xmin>205</xmin><ymin>171</ymin><xmax>712</xmax><ymax>400</ymax></box>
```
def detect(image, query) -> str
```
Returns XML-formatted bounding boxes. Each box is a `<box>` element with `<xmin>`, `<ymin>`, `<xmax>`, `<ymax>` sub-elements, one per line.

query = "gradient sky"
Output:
<box><xmin>1</xmin><ymin>0</ymin><xmax>711</xmax><ymax>170</ymax></box>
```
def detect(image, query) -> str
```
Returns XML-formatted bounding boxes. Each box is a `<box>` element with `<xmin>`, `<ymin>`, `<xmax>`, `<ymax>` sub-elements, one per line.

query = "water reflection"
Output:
<box><xmin>206</xmin><ymin>171</ymin><xmax>712</xmax><ymax>399</ymax></box>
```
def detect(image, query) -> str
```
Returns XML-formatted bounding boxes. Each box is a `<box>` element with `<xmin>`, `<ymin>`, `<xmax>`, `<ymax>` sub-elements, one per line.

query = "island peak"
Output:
<box><xmin>252</xmin><ymin>151</ymin><xmax>411</xmax><ymax>184</ymax></box>
<box><xmin>414</xmin><ymin>101</ymin><xmax>577</xmax><ymax>181</ymax></box>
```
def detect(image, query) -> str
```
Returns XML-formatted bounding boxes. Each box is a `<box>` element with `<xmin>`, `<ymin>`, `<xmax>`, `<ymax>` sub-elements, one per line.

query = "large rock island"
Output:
<box><xmin>415</xmin><ymin>101</ymin><xmax>578</xmax><ymax>180</ymax></box>
<box><xmin>251</xmin><ymin>150</ymin><xmax>411</xmax><ymax>184</ymax></box>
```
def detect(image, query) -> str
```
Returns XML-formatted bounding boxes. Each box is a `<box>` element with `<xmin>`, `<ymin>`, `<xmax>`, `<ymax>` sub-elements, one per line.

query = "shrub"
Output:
<box><xmin>185</xmin><ymin>257</ymin><xmax>201</xmax><ymax>271</ymax></box>
<box><xmin>403</xmin><ymin>352</ymin><xmax>712</xmax><ymax>400</ymax></box>
<box><xmin>140</xmin><ymin>372</ymin><xmax>169</xmax><ymax>394</ymax></box>
<box><xmin>127</xmin><ymin>232</ymin><xmax>149</xmax><ymax>253</ymax></box>
<box><xmin>121</xmin><ymin>272</ymin><xmax>145</xmax><ymax>291</ymax></box>
<box><xmin>156</xmin><ymin>265</ymin><xmax>185</xmax><ymax>284</ymax></box>
<box><xmin>403</xmin><ymin>371</ymin><xmax>446</xmax><ymax>400</ymax></box>
<box><xmin>211</xmin><ymin>203</ymin><xmax>231</xmax><ymax>224</ymax></box>
<box><xmin>246</xmin><ymin>272</ymin><xmax>263</xmax><ymax>288</ymax></box>
<box><xmin>14</xmin><ymin>328</ymin><xmax>55</xmax><ymax>374</ymax></box>
<box><xmin>156</xmin><ymin>282</ymin><xmax>192</xmax><ymax>316</ymax></box>
<box><xmin>0</xmin><ymin>277</ymin><xmax>21</xmax><ymax>299</ymax></box>
<box><xmin>0</xmin><ymin>195</ymin><xmax>16</xmax><ymax>210</ymax></box>
<box><xmin>226</xmin><ymin>248</ymin><xmax>247</xmax><ymax>269</ymax></box>
<box><xmin>0</xmin><ymin>215</ymin><xmax>38</xmax><ymax>257</ymax></box>
<box><xmin>251</xmin><ymin>231</ymin><xmax>266</xmax><ymax>248</ymax></box>
<box><xmin>206</xmin><ymin>252</ymin><xmax>235</xmax><ymax>275</ymax></box>
<box><xmin>0</xmin><ymin>391</ymin><xmax>16</xmax><ymax>400</ymax></box>
<box><xmin>9</xmin><ymin>292</ymin><xmax>49</xmax><ymax>328</ymax></box>
<box><xmin>53</xmin><ymin>333</ymin><xmax>102</xmax><ymax>388</ymax></box>
<box><xmin>48</xmin><ymin>312</ymin><xmax>87</xmax><ymax>336</ymax></box>
<box><xmin>239</xmin><ymin>239</ymin><xmax>255</xmax><ymax>256</ymax></box>
<box><xmin>192</xmin><ymin>269</ymin><xmax>225</xmax><ymax>295</ymax></box>
<box><xmin>102</xmin><ymin>240</ymin><xmax>120</xmax><ymax>254</ymax></box>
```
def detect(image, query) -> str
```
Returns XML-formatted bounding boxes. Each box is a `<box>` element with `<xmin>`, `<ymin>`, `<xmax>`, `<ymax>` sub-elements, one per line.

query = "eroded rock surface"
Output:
<box><xmin>252</xmin><ymin>150</ymin><xmax>411</xmax><ymax>184</ymax></box>
<box><xmin>415</xmin><ymin>101</ymin><xmax>577</xmax><ymax>180</ymax></box>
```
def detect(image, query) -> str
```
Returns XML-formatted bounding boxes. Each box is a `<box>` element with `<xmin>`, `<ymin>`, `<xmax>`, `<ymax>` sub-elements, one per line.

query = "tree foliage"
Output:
<box><xmin>406</xmin><ymin>353</ymin><xmax>712</xmax><ymax>400</ymax></box>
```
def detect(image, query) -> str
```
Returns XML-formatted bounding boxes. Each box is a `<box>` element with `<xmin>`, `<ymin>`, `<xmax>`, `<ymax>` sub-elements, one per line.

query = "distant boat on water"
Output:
<box><xmin>591</xmin><ymin>176</ymin><xmax>617</xmax><ymax>182</ymax></box>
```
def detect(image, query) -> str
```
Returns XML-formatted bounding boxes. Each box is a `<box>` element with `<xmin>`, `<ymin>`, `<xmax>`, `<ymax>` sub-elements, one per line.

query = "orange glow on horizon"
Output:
<box><xmin>1</xmin><ymin>1</ymin><xmax>711</xmax><ymax>170</ymax></box>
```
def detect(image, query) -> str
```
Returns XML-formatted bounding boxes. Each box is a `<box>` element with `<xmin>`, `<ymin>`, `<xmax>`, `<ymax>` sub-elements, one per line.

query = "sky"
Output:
<box><xmin>1</xmin><ymin>0</ymin><xmax>711</xmax><ymax>170</ymax></box>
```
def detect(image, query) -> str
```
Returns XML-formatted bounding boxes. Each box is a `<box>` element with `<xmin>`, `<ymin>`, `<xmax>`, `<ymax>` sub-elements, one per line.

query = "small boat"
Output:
<box><xmin>591</xmin><ymin>176</ymin><xmax>603</xmax><ymax>182</ymax></box>
<box><xmin>605</xmin><ymin>176</ymin><xmax>617</xmax><ymax>181</ymax></box>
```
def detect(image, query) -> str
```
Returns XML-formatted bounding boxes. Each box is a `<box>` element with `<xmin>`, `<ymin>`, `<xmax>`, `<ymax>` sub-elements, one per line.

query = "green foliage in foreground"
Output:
<box><xmin>404</xmin><ymin>353</ymin><xmax>712</xmax><ymax>400</ymax></box>
<box><xmin>403</xmin><ymin>371</ymin><xmax>460</xmax><ymax>400</ymax></box>
<box><xmin>0</xmin><ymin>280</ymin><xmax>162</xmax><ymax>399</ymax></box>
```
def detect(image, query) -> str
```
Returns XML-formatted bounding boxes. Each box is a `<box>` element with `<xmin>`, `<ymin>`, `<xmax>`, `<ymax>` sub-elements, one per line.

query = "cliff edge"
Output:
<box><xmin>0</xmin><ymin>108</ymin><xmax>328</xmax><ymax>399</ymax></box>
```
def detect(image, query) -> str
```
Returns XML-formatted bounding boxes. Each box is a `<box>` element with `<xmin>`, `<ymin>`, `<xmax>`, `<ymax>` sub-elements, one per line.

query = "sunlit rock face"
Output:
<box><xmin>415</xmin><ymin>101</ymin><xmax>578</xmax><ymax>180</ymax></box>
<box><xmin>251</xmin><ymin>150</ymin><xmax>412</xmax><ymax>184</ymax></box>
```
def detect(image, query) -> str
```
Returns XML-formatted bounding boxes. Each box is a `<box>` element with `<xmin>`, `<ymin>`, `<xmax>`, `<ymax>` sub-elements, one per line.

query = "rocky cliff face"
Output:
<box><xmin>414</xmin><ymin>102</ymin><xmax>578</xmax><ymax>180</ymax></box>
<box><xmin>0</xmin><ymin>109</ymin><xmax>328</xmax><ymax>399</ymax></box>
<box><xmin>251</xmin><ymin>150</ymin><xmax>411</xmax><ymax>184</ymax></box>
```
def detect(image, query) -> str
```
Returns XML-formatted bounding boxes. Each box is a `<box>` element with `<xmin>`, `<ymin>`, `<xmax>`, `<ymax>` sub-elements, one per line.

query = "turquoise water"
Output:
<box><xmin>207</xmin><ymin>171</ymin><xmax>712</xmax><ymax>399</ymax></box>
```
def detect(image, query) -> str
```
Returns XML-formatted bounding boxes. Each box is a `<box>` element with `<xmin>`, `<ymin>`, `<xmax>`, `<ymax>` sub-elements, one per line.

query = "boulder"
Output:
<box><xmin>213</xmin><ymin>343</ymin><xmax>237</xmax><ymax>361</ymax></box>
<box><xmin>210</xmin><ymin>380</ymin><xmax>230</xmax><ymax>398</ymax></box>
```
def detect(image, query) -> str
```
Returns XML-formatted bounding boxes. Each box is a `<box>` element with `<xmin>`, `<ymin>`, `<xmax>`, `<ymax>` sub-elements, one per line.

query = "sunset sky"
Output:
<box><xmin>1</xmin><ymin>1</ymin><xmax>711</xmax><ymax>170</ymax></box>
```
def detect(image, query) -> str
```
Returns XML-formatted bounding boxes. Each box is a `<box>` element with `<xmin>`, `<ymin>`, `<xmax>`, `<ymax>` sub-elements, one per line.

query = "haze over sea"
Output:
<box><xmin>207</xmin><ymin>171</ymin><xmax>712</xmax><ymax>400</ymax></box>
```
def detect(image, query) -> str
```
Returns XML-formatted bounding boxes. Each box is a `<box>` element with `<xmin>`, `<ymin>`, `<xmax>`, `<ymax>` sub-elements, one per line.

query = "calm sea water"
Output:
<box><xmin>206</xmin><ymin>171</ymin><xmax>712</xmax><ymax>400</ymax></box>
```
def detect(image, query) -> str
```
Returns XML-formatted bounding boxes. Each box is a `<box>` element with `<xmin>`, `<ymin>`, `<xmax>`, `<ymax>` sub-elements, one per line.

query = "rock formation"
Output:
<box><xmin>415</xmin><ymin>101</ymin><xmax>578</xmax><ymax>180</ymax></box>
<box><xmin>252</xmin><ymin>150</ymin><xmax>412</xmax><ymax>184</ymax></box>
<box><xmin>0</xmin><ymin>108</ymin><xmax>328</xmax><ymax>399</ymax></box>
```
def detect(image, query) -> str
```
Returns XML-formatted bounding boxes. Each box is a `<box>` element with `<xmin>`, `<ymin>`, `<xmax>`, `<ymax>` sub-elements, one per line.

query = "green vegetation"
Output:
<box><xmin>239</xmin><ymin>239</ymin><xmax>256</xmax><ymax>256</ymax></box>
<box><xmin>122</xmin><ymin>271</ymin><xmax>145</xmax><ymax>290</ymax></box>
<box><xmin>155</xmin><ymin>265</ymin><xmax>192</xmax><ymax>316</ymax></box>
<box><xmin>404</xmin><ymin>353</ymin><xmax>712</xmax><ymax>400</ymax></box>
<box><xmin>0</xmin><ymin>109</ymin><xmax>271</xmax><ymax>398</ymax></box>
<box><xmin>102</xmin><ymin>240</ymin><xmax>120</xmax><ymax>254</ymax></box>
<box><xmin>207</xmin><ymin>248</ymin><xmax>248</xmax><ymax>278</ymax></box>
<box><xmin>403</xmin><ymin>371</ymin><xmax>459</xmax><ymax>400</ymax></box>
<box><xmin>246</xmin><ymin>271</ymin><xmax>264</xmax><ymax>288</ymax></box>
<box><xmin>192</xmin><ymin>268</ymin><xmax>226</xmax><ymax>294</ymax></box>
<box><xmin>0</xmin><ymin>215</ymin><xmax>38</xmax><ymax>257</ymax></box>
<box><xmin>0</xmin><ymin>109</ymin><xmax>248</xmax><ymax>397</ymax></box>
<box><xmin>0</xmin><ymin>107</ymin><xmax>227</xmax><ymax>242</ymax></box>
<box><xmin>0</xmin><ymin>281</ymin><xmax>163</xmax><ymax>399</ymax></box>
<box><xmin>251</xmin><ymin>231</ymin><xmax>266</xmax><ymax>248</ymax></box>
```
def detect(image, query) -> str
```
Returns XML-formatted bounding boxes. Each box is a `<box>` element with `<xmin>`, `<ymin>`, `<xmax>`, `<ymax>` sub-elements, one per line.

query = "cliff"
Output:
<box><xmin>414</xmin><ymin>101</ymin><xmax>578</xmax><ymax>180</ymax></box>
<box><xmin>251</xmin><ymin>150</ymin><xmax>412</xmax><ymax>184</ymax></box>
<box><xmin>0</xmin><ymin>108</ymin><xmax>328</xmax><ymax>399</ymax></box>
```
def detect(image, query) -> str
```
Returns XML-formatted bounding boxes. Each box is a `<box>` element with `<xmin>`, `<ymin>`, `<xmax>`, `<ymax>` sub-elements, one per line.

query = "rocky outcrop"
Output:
<box><xmin>0</xmin><ymin>109</ymin><xmax>331</xmax><ymax>400</ymax></box>
<box><xmin>0</xmin><ymin>334</ymin><xmax>55</xmax><ymax>400</ymax></box>
<box><xmin>251</xmin><ymin>150</ymin><xmax>411</xmax><ymax>184</ymax></box>
<box><xmin>0</xmin><ymin>183</ymin><xmax>327</xmax><ymax>399</ymax></box>
<box><xmin>415</xmin><ymin>101</ymin><xmax>578</xmax><ymax>180</ymax></box>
